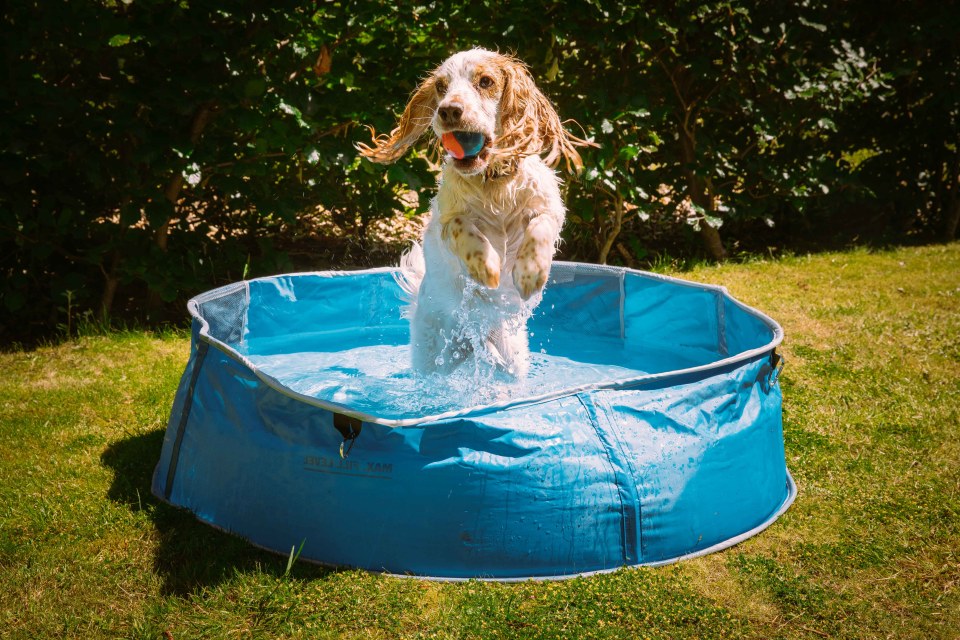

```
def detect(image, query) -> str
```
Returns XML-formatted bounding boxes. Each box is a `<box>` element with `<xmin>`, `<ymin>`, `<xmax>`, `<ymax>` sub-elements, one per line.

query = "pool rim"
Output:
<box><xmin>186</xmin><ymin>261</ymin><xmax>785</xmax><ymax>428</ymax></box>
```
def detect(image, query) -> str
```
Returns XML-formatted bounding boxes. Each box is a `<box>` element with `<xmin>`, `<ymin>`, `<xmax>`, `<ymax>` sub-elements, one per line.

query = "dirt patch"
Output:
<box><xmin>281</xmin><ymin>208</ymin><xmax>426</xmax><ymax>272</ymax></box>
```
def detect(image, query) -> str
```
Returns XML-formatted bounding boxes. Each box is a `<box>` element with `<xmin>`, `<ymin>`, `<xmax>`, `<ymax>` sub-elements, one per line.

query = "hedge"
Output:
<box><xmin>2</xmin><ymin>0</ymin><xmax>957</xmax><ymax>343</ymax></box>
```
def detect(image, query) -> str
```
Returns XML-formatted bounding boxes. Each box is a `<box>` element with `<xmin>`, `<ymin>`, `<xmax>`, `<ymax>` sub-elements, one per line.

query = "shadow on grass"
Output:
<box><xmin>101</xmin><ymin>429</ymin><xmax>334</xmax><ymax>596</ymax></box>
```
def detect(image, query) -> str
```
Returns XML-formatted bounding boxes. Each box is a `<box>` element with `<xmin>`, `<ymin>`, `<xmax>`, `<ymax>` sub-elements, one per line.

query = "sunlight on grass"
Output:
<box><xmin>1</xmin><ymin>245</ymin><xmax>958</xmax><ymax>639</ymax></box>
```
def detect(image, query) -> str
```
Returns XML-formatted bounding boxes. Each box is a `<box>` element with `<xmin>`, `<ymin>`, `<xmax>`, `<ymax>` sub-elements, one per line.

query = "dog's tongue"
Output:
<box><xmin>442</xmin><ymin>131</ymin><xmax>485</xmax><ymax>160</ymax></box>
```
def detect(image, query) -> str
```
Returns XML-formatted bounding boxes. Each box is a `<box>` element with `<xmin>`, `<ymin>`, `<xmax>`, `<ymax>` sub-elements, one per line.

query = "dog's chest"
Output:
<box><xmin>437</xmin><ymin>176</ymin><xmax>535</xmax><ymax>254</ymax></box>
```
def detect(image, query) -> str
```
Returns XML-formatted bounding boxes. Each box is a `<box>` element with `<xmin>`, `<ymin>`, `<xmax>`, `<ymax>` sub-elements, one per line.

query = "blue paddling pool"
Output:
<box><xmin>152</xmin><ymin>262</ymin><xmax>795</xmax><ymax>580</ymax></box>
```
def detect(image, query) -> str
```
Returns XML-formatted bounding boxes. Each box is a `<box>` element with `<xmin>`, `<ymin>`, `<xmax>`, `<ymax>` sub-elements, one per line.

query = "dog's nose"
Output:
<box><xmin>438</xmin><ymin>102</ymin><xmax>463</xmax><ymax>125</ymax></box>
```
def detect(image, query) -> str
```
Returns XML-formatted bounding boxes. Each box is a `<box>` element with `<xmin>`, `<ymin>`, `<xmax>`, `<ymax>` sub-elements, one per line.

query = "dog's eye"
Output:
<box><xmin>435</xmin><ymin>79</ymin><xmax>447</xmax><ymax>96</ymax></box>
<box><xmin>478</xmin><ymin>75</ymin><xmax>494</xmax><ymax>89</ymax></box>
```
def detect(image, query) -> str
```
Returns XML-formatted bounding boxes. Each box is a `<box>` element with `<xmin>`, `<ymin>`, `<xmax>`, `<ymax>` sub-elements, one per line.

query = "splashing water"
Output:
<box><xmin>430</xmin><ymin>278</ymin><xmax>535</xmax><ymax>376</ymax></box>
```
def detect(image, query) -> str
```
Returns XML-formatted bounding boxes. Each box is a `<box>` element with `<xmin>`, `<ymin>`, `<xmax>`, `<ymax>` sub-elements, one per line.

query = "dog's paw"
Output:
<box><xmin>444</xmin><ymin>216</ymin><xmax>501</xmax><ymax>289</ymax></box>
<box><xmin>512</xmin><ymin>215</ymin><xmax>558</xmax><ymax>299</ymax></box>
<box><xmin>466</xmin><ymin>248</ymin><xmax>501</xmax><ymax>289</ymax></box>
<box><xmin>512</xmin><ymin>253</ymin><xmax>549</xmax><ymax>300</ymax></box>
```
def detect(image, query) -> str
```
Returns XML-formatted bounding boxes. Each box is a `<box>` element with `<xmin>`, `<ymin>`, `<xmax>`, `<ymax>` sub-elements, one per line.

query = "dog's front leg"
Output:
<box><xmin>513</xmin><ymin>214</ymin><xmax>560</xmax><ymax>299</ymax></box>
<box><xmin>442</xmin><ymin>216</ymin><xmax>501</xmax><ymax>289</ymax></box>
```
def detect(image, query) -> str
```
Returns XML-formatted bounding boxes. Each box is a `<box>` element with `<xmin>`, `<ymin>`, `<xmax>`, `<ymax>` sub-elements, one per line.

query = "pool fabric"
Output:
<box><xmin>152</xmin><ymin>262</ymin><xmax>795</xmax><ymax>580</ymax></box>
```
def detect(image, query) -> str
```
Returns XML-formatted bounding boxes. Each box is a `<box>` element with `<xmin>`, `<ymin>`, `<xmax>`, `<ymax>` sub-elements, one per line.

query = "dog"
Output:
<box><xmin>358</xmin><ymin>48</ymin><xmax>590</xmax><ymax>377</ymax></box>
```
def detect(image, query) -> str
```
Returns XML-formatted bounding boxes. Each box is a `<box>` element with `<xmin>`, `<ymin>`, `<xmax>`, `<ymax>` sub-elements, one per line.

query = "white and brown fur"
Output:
<box><xmin>358</xmin><ymin>48</ymin><xmax>590</xmax><ymax>376</ymax></box>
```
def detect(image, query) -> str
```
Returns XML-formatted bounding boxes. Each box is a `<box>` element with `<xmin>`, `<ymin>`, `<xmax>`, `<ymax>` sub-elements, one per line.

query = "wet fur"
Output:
<box><xmin>358</xmin><ymin>48</ymin><xmax>591</xmax><ymax>375</ymax></box>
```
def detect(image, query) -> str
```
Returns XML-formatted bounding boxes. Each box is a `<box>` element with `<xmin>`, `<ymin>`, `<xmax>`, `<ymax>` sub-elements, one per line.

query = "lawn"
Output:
<box><xmin>1</xmin><ymin>244</ymin><xmax>958</xmax><ymax>639</ymax></box>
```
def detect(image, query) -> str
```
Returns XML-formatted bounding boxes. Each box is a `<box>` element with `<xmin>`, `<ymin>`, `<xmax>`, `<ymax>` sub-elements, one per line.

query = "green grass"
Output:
<box><xmin>2</xmin><ymin>244</ymin><xmax>958</xmax><ymax>639</ymax></box>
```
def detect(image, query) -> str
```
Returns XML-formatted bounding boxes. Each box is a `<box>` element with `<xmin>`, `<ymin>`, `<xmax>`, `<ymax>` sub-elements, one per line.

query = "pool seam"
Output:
<box><xmin>163</xmin><ymin>340</ymin><xmax>210</xmax><ymax>500</ymax></box>
<box><xmin>575</xmin><ymin>393</ymin><xmax>640</xmax><ymax>568</ymax></box>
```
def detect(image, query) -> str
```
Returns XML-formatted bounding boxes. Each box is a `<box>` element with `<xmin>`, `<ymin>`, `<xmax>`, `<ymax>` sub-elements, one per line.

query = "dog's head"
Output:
<box><xmin>358</xmin><ymin>48</ymin><xmax>588</xmax><ymax>177</ymax></box>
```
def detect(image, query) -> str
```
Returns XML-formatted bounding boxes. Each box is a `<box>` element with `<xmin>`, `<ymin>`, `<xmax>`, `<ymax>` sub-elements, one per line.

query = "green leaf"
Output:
<box><xmin>798</xmin><ymin>16</ymin><xmax>827</xmax><ymax>32</ymax></box>
<box><xmin>3</xmin><ymin>289</ymin><xmax>25</xmax><ymax>312</ymax></box>
<box><xmin>278</xmin><ymin>101</ymin><xmax>309</xmax><ymax>129</ymax></box>
<box><xmin>703</xmin><ymin>214</ymin><xmax>724</xmax><ymax>229</ymax></box>
<box><xmin>244</xmin><ymin>78</ymin><xmax>268</xmax><ymax>98</ymax></box>
<box><xmin>108</xmin><ymin>34</ymin><xmax>131</xmax><ymax>47</ymax></box>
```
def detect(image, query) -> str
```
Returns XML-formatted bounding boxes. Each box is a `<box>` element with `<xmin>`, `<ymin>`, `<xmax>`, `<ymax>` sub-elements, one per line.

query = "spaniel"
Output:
<box><xmin>358</xmin><ymin>48</ymin><xmax>589</xmax><ymax>377</ymax></box>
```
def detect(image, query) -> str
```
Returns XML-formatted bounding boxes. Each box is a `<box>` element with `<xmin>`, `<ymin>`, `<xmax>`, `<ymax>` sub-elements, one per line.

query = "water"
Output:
<box><xmin>240</xmin><ymin>330</ymin><xmax>704</xmax><ymax>421</ymax></box>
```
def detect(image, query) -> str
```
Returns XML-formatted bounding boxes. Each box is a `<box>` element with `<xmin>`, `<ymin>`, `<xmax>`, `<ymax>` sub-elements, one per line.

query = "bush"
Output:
<box><xmin>1</xmin><ymin>1</ymin><xmax>954</xmax><ymax>344</ymax></box>
<box><xmin>1</xmin><ymin>1</ymin><xmax>438</xmax><ymax>341</ymax></box>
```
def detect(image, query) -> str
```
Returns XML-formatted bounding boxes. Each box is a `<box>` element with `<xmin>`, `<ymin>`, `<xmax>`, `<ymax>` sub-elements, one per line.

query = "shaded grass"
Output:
<box><xmin>1</xmin><ymin>244</ymin><xmax>958</xmax><ymax>639</ymax></box>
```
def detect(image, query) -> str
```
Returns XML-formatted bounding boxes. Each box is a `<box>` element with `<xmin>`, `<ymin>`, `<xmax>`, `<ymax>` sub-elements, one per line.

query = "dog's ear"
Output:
<box><xmin>496</xmin><ymin>56</ymin><xmax>592</xmax><ymax>174</ymax></box>
<box><xmin>357</xmin><ymin>75</ymin><xmax>438</xmax><ymax>164</ymax></box>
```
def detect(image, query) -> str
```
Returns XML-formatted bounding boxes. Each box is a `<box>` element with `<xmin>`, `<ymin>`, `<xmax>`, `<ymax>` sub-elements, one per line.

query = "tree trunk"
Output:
<box><xmin>944</xmin><ymin>195</ymin><xmax>959</xmax><ymax>241</ymax></box>
<box><xmin>679</xmin><ymin>125</ymin><xmax>727</xmax><ymax>261</ymax></box>
<box><xmin>148</xmin><ymin>102</ymin><xmax>216</xmax><ymax>310</ymax></box>
<box><xmin>942</xmin><ymin>153</ymin><xmax>960</xmax><ymax>241</ymax></box>
<box><xmin>100</xmin><ymin>250</ymin><xmax>121</xmax><ymax>319</ymax></box>
<box><xmin>158</xmin><ymin>103</ymin><xmax>214</xmax><ymax>245</ymax></box>
<box><xmin>698</xmin><ymin>223</ymin><xmax>727</xmax><ymax>261</ymax></box>
<box><xmin>157</xmin><ymin>173</ymin><xmax>184</xmax><ymax>252</ymax></box>
<box><xmin>597</xmin><ymin>195</ymin><xmax>625</xmax><ymax>264</ymax></box>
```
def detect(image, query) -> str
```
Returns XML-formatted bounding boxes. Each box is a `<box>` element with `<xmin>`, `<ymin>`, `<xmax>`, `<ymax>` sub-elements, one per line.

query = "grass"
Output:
<box><xmin>1</xmin><ymin>243</ymin><xmax>958</xmax><ymax>639</ymax></box>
